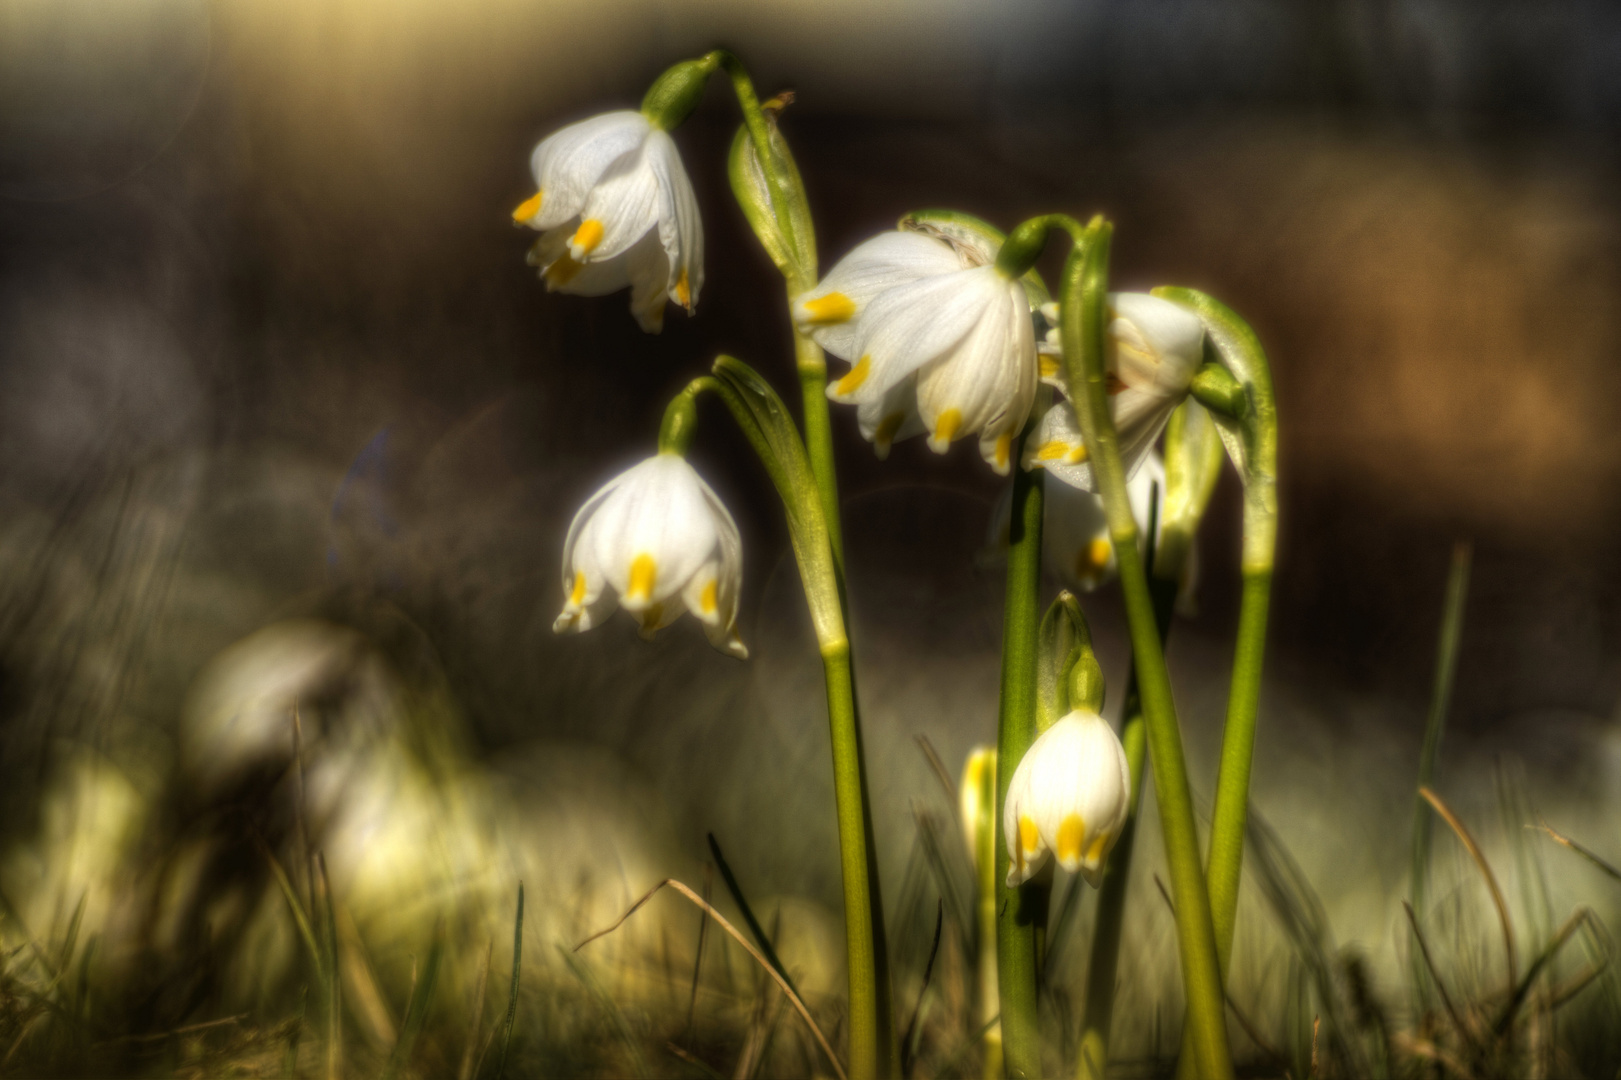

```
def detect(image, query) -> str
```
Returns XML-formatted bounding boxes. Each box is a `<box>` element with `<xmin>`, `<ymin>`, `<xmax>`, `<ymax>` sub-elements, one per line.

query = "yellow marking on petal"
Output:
<box><xmin>1085</xmin><ymin>831</ymin><xmax>1110</xmax><ymax>864</ymax></box>
<box><xmin>1067</xmin><ymin>443</ymin><xmax>1089</xmax><ymax>465</ymax></box>
<box><xmin>1018</xmin><ymin>815</ymin><xmax>1041</xmax><ymax>855</ymax></box>
<box><xmin>640</xmin><ymin>603</ymin><xmax>664</xmax><ymax>632</ymax></box>
<box><xmin>994</xmin><ymin>432</ymin><xmax>1012</xmax><ymax>470</ymax></box>
<box><xmin>512</xmin><ymin>191</ymin><xmax>543</xmax><ymax>224</ymax></box>
<box><xmin>569</xmin><ymin>571</ymin><xmax>588</xmax><ymax>606</ymax></box>
<box><xmin>571</xmin><ymin>218</ymin><xmax>605</xmax><ymax>257</ymax></box>
<box><xmin>1088</xmin><ymin>537</ymin><xmax>1112</xmax><ymax>568</ymax></box>
<box><xmin>1056</xmin><ymin>813</ymin><xmax>1086</xmax><ymax>864</ymax></box>
<box><xmin>1036</xmin><ymin>440</ymin><xmax>1071</xmax><ymax>461</ymax></box>
<box><xmin>874</xmin><ymin>410</ymin><xmax>906</xmax><ymax>456</ymax></box>
<box><xmin>801</xmin><ymin>291</ymin><xmax>857</xmax><ymax>325</ymax></box>
<box><xmin>545</xmin><ymin>254</ymin><xmax>583</xmax><ymax>287</ymax></box>
<box><xmin>1039</xmin><ymin>355</ymin><xmax>1061</xmax><ymax>379</ymax></box>
<box><xmin>626</xmin><ymin>553</ymin><xmax>657</xmax><ymax>603</ymax></box>
<box><xmin>833</xmin><ymin>355</ymin><xmax>871</xmax><ymax>396</ymax></box>
<box><xmin>675</xmin><ymin>269</ymin><xmax>691</xmax><ymax>307</ymax></box>
<box><xmin>699</xmin><ymin>579</ymin><xmax>718</xmax><ymax>615</ymax></box>
<box><xmin>932</xmin><ymin>408</ymin><xmax>962</xmax><ymax>446</ymax></box>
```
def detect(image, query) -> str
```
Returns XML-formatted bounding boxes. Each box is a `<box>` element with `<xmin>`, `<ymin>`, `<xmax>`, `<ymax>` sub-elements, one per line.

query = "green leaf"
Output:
<box><xmin>1157</xmin><ymin>399</ymin><xmax>1224</xmax><ymax>583</ymax></box>
<box><xmin>728</xmin><ymin>110</ymin><xmax>817</xmax><ymax>290</ymax></box>
<box><xmin>1037</xmin><ymin>591</ymin><xmax>1103</xmax><ymax>731</ymax></box>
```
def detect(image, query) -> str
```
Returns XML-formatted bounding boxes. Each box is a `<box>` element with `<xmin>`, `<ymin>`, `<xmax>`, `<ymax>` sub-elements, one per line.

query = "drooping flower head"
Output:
<box><xmin>513</xmin><ymin>110</ymin><xmax>702</xmax><ymax>333</ymax></box>
<box><xmin>1043</xmin><ymin>451</ymin><xmax>1168</xmax><ymax>592</ymax></box>
<box><xmin>1027</xmin><ymin>292</ymin><xmax>1205</xmax><ymax>488</ymax></box>
<box><xmin>555</xmin><ymin>453</ymin><xmax>745</xmax><ymax>658</ymax></box>
<box><xmin>1004</xmin><ymin>710</ymin><xmax>1130</xmax><ymax>888</ymax></box>
<box><xmin>791</xmin><ymin>227</ymin><xmax>1038</xmax><ymax>474</ymax></box>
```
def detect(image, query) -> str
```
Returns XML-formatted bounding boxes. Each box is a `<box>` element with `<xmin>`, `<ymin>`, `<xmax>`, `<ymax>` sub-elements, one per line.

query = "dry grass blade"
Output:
<box><xmin>1533</xmin><ymin>821</ymin><xmax>1621</xmax><ymax>883</ymax></box>
<box><xmin>901</xmin><ymin>899</ymin><xmax>943</xmax><ymax>1078</ymax></box>
<box><xmin>1495</xmin><ymin>907</ymin><xmax>1593</xmax><ymax>1034</ymax></box>
<box><xmin>1419</xmin><ymin>786</ymin><xmax>1517</xmax><ymax>989</ymax></box>
<box><xmin>575</xmin><ymin>878</ymin><xmax>847</xmax><ymax>1080</ymax></box>
<box><xmin>560</xmin><ymin>945</ymin><xmax>651</xmax><ymax>1079</ymax></box>
<box><xmin>1402</xmin><ymin>900</ymin><xmax>1469</xmax><ymax>1044</ymax></box>
<box><xmin>914</xmin><ymin>734</ymin><xmax>957</xmax><ymax>809</ymax></box>
<box><xmin>255</xmin><ymin>836</ymin><xmax>325</xmax><ymax>985</ymax></box>
<box><xmin>1394</xmin><ymin>1032</ymin><xmax>1475</xmax><ymax>1079</ymax></box>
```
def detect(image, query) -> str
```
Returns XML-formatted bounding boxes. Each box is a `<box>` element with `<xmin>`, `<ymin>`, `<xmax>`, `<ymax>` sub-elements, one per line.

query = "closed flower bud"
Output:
<box><xmin>791</xmin><ymin>229</ymin><xmax>1037</xmax><ymax>474</ymax></box>
<box><xmin>513</xmin><ymin>111</ymin><xmax>702</xmax><ymax>333</ymax></box>
<box><xmin>1004</xmin><ymin>710</ymin><xmax>1130</xmax><ymax>888</ymax></box>
<box><xmin>555</xmin><ymin>453</ymin><xmax>746</xmax><ymax>658</ymax></box>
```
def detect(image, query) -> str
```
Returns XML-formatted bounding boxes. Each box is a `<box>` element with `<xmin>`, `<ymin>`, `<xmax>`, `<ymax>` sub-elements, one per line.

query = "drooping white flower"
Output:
<box><xmin>1024</xmin><ymin>293</ymin><xmax>1204</xmax><ymax>486</ymax></box>
<box><xmin>554</xmin><ymin>453</ymin><xmax>745</xmax><ymax>658</ymax></box>
<box><xmin>1043</xmin><ymin>452</ymin><xmax>1167</xmax><ymax>592</ymax></box>
<box><xmin>513</xmin><ymin>110</ymin><xmax>702</xmax><ymax>333</ymax></box>
<box><xmin>1004</xmin><ymin>710</ymin><xmax>1130</xmax><ymax>888</ymax></box>
<box><xmin>791</xmin><ymin>230</ymin><xmax>1037</xmax><ymax>475</ymax></box>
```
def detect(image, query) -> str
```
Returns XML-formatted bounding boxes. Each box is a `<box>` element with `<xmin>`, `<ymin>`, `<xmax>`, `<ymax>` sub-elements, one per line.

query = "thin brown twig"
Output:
<box><xmin>576</xmin><ymin>878</ymin><xmax>847</xmax><ymax>1080</ymax></box>
<box><xmin>1419</xmin><ymin>786</ymin><xmax>1517</xmax><ymax>990</ymax></box>
<box><xmin>1532</xmin><ymin>821</ymin><xmax>1621</xmax><ymax>882</ymax></box>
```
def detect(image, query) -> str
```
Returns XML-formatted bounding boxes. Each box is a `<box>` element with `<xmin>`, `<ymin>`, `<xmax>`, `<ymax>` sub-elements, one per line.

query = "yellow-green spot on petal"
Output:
<box><xmin>699</xmin><ymin>579</ymin><xmax>718</xmax><ymax>615</ymax></box>
<box><xmin>569</xmin><ymin>571</ymin><xmax>587</xmax><ymax>606</ymax></box>
<box><xmin>833</xmin><ymin>355</ymin><xmax>871</xmax><ymax>397</ymax></box>
<box><xmin>571</xmin><ymin>218</ymin><xmax>605</xmax><ymax>257</ymax></box>
<box><xmin>512</xmin><ymin>190</ymin><xmax>543</xmax><ymax>224</ymax></box>
<box><xmin>1036</xmin><ymin>440</ymin><xmax>1071</xmax><ymax>462</ymax></box>
<box><xmin>1018</xmin><ymin>814</ymin><xmax>1040</xmax><ymax>855</ymax></box>
<box><xmin>1066</xmin><ymin>443</ymin><xmax>1089</xmax><ymax>465</ymax></box>
<box><xmin>801</xmin><ymin>291</ymin><xmax>856</xmax><ymax>325</ymax></box>
<box><xmin>675</xmin><ymin>269</ymin><xmax>691</xmax><ymax>307</ymax></box>
<box><xmin>1085</xmin><ymin>831</ymin><xmax>1110</xmax><ymax>864</ymax></box>
<box><xmin>626</xmin><ymin>553</ymin><xmax>657</xmax><ymax>603</ymax></box>
<box><xmin>994</xmin><ymin>432</ymin><xmax>1013</xmax><ymax>470</ymax></box>
<box><xmin>1056</xmin><ymin>813</ymin><xmax>1085</xmax><ymax>864</ymax></box>
<box><xmin>932</xmin><ymin>408</ymin><xmax>962</xmax><ymax>448</ymax></box>
<box><xmin>640</xmin><ymin>603</ymin><xmax>664</xmax><ymax>633</ymax></box>
<box><xmin>545</xmin><ymin>254</ymin><xmax>584</xmax><ymax>288</ymax></box>
<box><xmin>1039</xmin><ymin>355</ymin><xmax>1061</xmax><ymax>379</ymax></box>
<box><xmin>1088</xmin><ymin>537</ymin><xmax>1112</xmax><ymax>568</ymax></box>
<box><xmin>874</xmin><ymin>411</ymin><xmax>906</xmax><ymax>457</ymax></box>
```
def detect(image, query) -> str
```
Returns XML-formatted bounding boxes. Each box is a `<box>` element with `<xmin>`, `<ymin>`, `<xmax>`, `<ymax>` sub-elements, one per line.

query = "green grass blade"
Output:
<box><xmin>381</xmin><ymin>917</ymin><xmax>445</xmax><ymax>1080</ymax></box>
<box><xmin>706</xmin><ymin>833</ymin><xmax>800</xmax><ymax>1000</ymax></box>
<box><xmin>494</xmin><ymin>881</ymin><xmax>523</xmax><ymax>1080</ymax></box>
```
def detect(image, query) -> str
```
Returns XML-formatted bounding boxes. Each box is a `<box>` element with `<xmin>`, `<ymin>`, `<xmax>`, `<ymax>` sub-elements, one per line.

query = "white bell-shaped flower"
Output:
<box><xmin>514</xmin><ymin>110</ymin><xmax>702</xmax><ymax>334</ymax></box>
<box><xmin>1023</xmin><ymin>293</ymin><xmax>1204</xmax><ymax>486</ymax></box>
<box><xmin>1004</xmin><ymin>710</ymin><xmax>1130</xmax><ymax>888</ymax></box>
<box><xmin>554</xmin><ymin>453</ymin><xmax>745</xmax><ymax>658</ymax></box>
<box><xmin>1043</xmin><ymin>452</ymin><xmax>1167</xmax><ymax>592</ymax></box>
<box><xmin>791</xmin><ymin>230</ymin><xmax>1037</xmax><ymax>475</ymax></box>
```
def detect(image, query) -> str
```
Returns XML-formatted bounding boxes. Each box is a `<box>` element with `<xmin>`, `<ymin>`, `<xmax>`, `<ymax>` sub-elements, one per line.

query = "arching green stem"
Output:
<box><xmin>1059</xmin><ymin>222</ymin><xmax>1234</xmax><ymax>1080</ymax></box>
<box><xmin>675</xmin><ymin>362</ymin><xmax>891</xmax><ymax>1079</ymax></box>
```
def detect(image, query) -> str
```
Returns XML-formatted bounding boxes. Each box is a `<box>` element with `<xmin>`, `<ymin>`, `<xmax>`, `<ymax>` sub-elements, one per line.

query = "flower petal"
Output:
<box><xmin>575</xmin><ymin>144</ymin><xmax>662</xmax><ymax>263</ymax></box>
<box><xmin>645</xmin><ymin>130</ymin><xmax>703</xmax><ymax>311</ymax></box>
<box><xmin>589</xmin><ymin>455</ymin><xmax>718</xmax><ymax>611</ymax></box>
<box><xmin>855</xmin><ymin>376</ymin><xmax>926</xmax><ymax>460</ymax></box>
<box><xmin>526</xmin><ymin>111</ymin><xmax>651</xmax><ymax>230</ymax></box>
<box><xmin>794</xmin><ymin>231</ymin><xmax>965</xmax><ymax>358</ymax></box>
<box><xmin>829</xmin><ymin>266</ymin><xmax>1001</xmax><ymax>406</ymax></box>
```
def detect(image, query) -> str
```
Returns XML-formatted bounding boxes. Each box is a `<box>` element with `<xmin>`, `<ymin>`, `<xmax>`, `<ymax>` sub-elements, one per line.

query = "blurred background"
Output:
<box><xmin>2</xmin><ymin>0</ymin><xmax>1621</xmax><ymax>1072</ymax></box>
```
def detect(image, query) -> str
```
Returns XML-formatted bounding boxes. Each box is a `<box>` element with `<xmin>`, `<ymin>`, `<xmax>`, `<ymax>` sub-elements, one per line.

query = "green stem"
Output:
<box><xmin>1206</xmin><ymin>569</ymin><xmax>1273</xmax><ymax>973</ymax></box>
<box><xmin>1078</xmin><ymin>577</ymin><xmax>1177</xmax><ymax>1080</ymax></box>
<box><xmin>1058</xmin><ymin>220</ymin><xmax>1233</xmax><ymax>1080</ymax></box>
<box><xmin>823</xmin><ymin>642</ymin><xmax>885</xmax><ymax>1080</ymax></box>
<box><xmin>684</xmin><ymin>364</ymin><xmax>892</xmax><ymax>1079</ymax></box>
<box><xmin>994</xmin><ymin>430</ymin><xmax>1045</xmax><ymax>1080</ymax></box>
<box><xmin>795</xmin><ymin>326</ymin><xmax>843</xmax><ymax>567</ymax></box>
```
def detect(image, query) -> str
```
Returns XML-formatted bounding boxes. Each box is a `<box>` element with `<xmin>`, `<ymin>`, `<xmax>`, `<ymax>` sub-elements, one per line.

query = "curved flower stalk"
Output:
<box><xmin>513</xmin><ymin>55</ymin><xmax>718</xmax><ymax>332</ymax></box>
<box><xmin>792</xmin><ymin>227</ymin><xmax>1038</xmax><ymax>474</ymax></box>
<box><xmin>1023</xmin><ymin>292</ymin><xmax>1205</xmax><ymax>489</ymax></box>
<box><xmin>553</xmin><ymin>453</ymin><xmax>746</xmax><ymax>658</ymax></box>
<box><xmin>1004</xmin><ymin>710</ymin><xmax>1130</xmax><ymax>889</ymax></box>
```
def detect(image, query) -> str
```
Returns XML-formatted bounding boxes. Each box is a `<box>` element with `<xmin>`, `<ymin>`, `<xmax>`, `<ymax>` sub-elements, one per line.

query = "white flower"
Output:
<box><xmin>1024</xmin><ymin>293</ymin><xmax>1204</xmax><ymax>485</ymax></box>
<box><xmin>1043</xmin><ymin>451</ymin><xmax>1167</xmax><ymax>592</ymax></box>
<box><xmin>554</xmin><ymin>454</ymin><xmax>746</xmax><ymax>658</ymax></box>
<box><xmin>513</xmin><ymin>110</ymin><xmax>702</xmax><ymax>334</ymax></box>
<box><xmin>791</xmin><ymin>230</ymin><xmax>1037</xmax><ymax>475</ymax></box>
<box><xmin>1004</xmin><ymin>710</ymin><xmax>1130</xmax><ymax>888</ymax></box>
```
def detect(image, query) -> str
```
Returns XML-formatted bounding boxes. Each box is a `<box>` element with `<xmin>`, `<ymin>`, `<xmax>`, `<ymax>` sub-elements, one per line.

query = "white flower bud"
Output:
<box><xmin>1003</xmin><ymin>710</ymin><xmax>1130</xmax><ymax>888</ymax></box>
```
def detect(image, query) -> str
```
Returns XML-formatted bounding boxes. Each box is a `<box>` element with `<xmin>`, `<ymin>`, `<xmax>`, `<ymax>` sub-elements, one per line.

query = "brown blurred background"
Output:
<box><xmin>2</xmin><ymin>0</ymin><xmax>1620</xmax><ymax>994</ymax></box>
